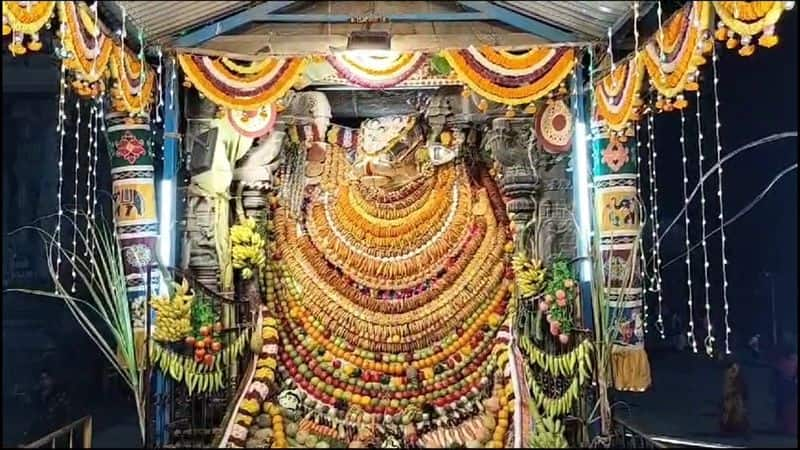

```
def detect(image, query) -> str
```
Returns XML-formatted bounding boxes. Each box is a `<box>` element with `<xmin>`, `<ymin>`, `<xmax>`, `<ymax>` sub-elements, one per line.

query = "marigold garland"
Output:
<box><xmin>595</xmin><ymin>56</ymin><xmax>645</xmax><ymax>132</ymax></box>
<box><xmin>178</xmin><ymin>53</ymin><xmax>307</xmax><ymax>111</ymax></box>
<box><xmin>109</xmin><ymin>43</ymin><xmax>156</xmax><ymax>116</ymax></box>
<box><xmin>326</xmin><ymin>51</ymin><xmax>426</xmax><ymax>89</ymax></box>
<box><xmin>57</xmin><ymin>1</ymin><xmax>113</xmax><ymax>96</ymax></box>
<box><xmin>441</xmin><ymin>46</ymin><xmax>575</xmax><ymax>106</ymax></box>
<box><xmin>642</xmin><ymin>1</ymin><xmax>713</xmax><ymax>109</ymax></box>
<box><xmin>712</xmin><ymin>1</ymin><xmax>793</xmax><ymax>55</ymax></box>
<box><xmin>2</xmin><ymin>1</ymin><xmax>55</xmax><ymax>55</ymax></box>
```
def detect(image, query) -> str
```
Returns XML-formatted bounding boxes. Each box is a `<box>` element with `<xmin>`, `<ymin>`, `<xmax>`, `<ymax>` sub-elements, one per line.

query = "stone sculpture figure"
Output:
<box><xmin>536</xmin><ymin>159</ymin><xmax>575</xmax><ymax>265</ymax></box>
<box><xmin>484</xmin><ymin>118</ymin><xmax>539</xmax><ymax>241</ymax></box>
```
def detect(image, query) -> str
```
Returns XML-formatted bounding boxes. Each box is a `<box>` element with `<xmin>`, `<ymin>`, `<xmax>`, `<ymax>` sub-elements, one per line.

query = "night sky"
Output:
<box><xmin>644</xmin><ymin>11</ymin><xmax>798</xmax><ymax>348</ymax></box>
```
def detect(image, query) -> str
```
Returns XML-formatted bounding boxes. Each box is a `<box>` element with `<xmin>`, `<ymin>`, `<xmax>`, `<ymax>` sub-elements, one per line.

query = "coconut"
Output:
<box><xmin>315</xmin><ymin>440</ymin><xmax>330</xmax><ymax>448</ymax></box>
<box><xmin>285</xmin><ymin>422</ymin><xmax>298</xmax><ymax>438</ymax></box>
<box><xmin>294</xmin><ymin>430</ymin><xmax>308</xmax><ymax>445</ymax></box>
<box><xmin>484</xmin><ymin>397</ymin><xmax>500</xmax><ymax>413</ymax></box>
<box><xmin>466</xmin><ymin>439</ymin><xmax>483</xmax><ymax>448</ymax></box>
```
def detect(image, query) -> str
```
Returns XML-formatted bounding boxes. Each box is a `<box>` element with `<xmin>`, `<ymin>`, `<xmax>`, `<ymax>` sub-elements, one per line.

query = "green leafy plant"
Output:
<box><xmin>6</xmin><ymin>211</ymin><xmax>150</xmax><ymax>443</ymax></box>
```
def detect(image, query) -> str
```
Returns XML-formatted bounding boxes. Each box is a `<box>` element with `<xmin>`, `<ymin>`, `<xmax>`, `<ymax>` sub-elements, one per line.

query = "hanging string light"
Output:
<box><xmin>710</xmin><ymin>43</ymin><xmax>731</xmax><ymax>355</ymax></box>
<box><xmin>84</xmin><ymin>102</ymin><xmax>95</xmax><ymax>257</ymax></box>
<box><xmin>647</xmin><ymin>111</ymin><xmax>665</xmax><ymax>339</ymax></box>
<box><xmin>694</xmin><ymin>78</ymin><xmax>714</xmax><ymax>357</ymax></box>
<box><xmin>92</xmin><ymin>98</ymin><xmax>100</xmax><ymax>223</ymax></box>
<box><xmin>607</xmin><ymin>26</ymin><xmax>616</xmax><ymax>90</ymax></box>
<box><xmin>679</xmin><ymin>108</ymin><xmax>699</xmax><ymax>353</ymax></box>
<box><xmin>71</xmin><ymin>98</ymin><xmax>81</xmax><ymax>293</ymax></box>
<box><xmin>55</xmin><ymin>27</ymin><xmax>68</xmax><ymax>289</ymax></box>
<box><xmin>631</xmin><ymin>0</ymin><xmax>650</xmax><ymax>331</ymax></box>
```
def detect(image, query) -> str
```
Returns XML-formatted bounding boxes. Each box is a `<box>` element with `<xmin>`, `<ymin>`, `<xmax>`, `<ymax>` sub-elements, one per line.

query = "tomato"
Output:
<box><xmin>195</xmin><ymin>340</ymin><xmax>205</xmax><ymax>349</ymax></box>
<box><xmin>185</xmin><ymin>336</ymin><xmax>196</xmax><ymax>348</ymax></box>
<box><xmin>204</xmin><ymin>354</ymin><xmax>214</xmax><ymax>366</ymax></box>
<box><xmin>203</xmin><ymin>336</ymin><xmax>213</xmax><ymax>347</ymax></box>
<box><xmin>211</xmin><ymin>342</ymin><xmax>222</xmax><ymax>353</ymax></box>
<box><xmin>199</xmin><ymin>326</ymin><xmax>210</xmax><ymax>337</ymax></box>
<box><xmin>195</xmin><ymin>348</ymin><xmax>206</xmax><ymax>359</ymax></box>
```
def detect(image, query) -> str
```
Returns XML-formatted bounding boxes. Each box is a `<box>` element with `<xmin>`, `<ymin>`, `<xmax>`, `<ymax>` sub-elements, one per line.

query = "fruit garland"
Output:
<box><xmin>56</xmin><ymin>1</ymin><xmax>113</xmax><ymax>97</ymax></box>
<box><xmin>230</xmin><ymin>217</ymin><xmax>267</xmax><ymax>280</ymax></box>
<box><xmin>440</xmin><ymin>46</ymin><xmax>575</xmax><ymax>106</ymax></box>
<box><xmin>594</xmin><ymin>56</ymin><xmax>645</xmax><ymax>134</ymax></box>
<box><xmin>2</xmin><ymin>1</ymin><xmax>55</xmax><ymax>55</ymax></box>
<box><xmin>223</xmin><ymin>309</ymin><xmax>282</xmax><ymax>448</ymax></box>
<box><xmin>109</xmin><ymin>43</ymin><xmax>156</xmax><ymax>116</ymax></box>
<box><xmin>642</xmin><ymin>1</ymin><xmax>713</xmax><ymax>110</ymax></box>
<box><xmin>325</xmin><ymin>51</ymin><xmax>427</xmax><ymax>89</ymax></box>
<box><xmin>150</xmin><ymin>329</ymin><xmax>249</xmax><ymax>395</ymax></box>
<box><xmin>177</xmin><ymin>53</ymin><xmax>307</xmax><ymax>111</ymax></box>
<box><xmin>713</xmin><ymin>1</ymin><xmax>795</xmax><ymax>55</ymax></box>
<box><xmin>257</xmin><ymin>157</ymin><xmax>519</xmax><ymax>446</ymax></box>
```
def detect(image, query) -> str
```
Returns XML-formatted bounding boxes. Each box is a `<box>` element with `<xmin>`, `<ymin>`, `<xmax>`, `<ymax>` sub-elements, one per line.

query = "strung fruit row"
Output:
<box><xmin>348</xmin><ymin>171</ymin><xmax>438</xmax><ymax>218</ymax></box>
<box><xmin>289</xmin><ymin>221</ymin><xmax>484</xmax><ymax>314</ymax></box>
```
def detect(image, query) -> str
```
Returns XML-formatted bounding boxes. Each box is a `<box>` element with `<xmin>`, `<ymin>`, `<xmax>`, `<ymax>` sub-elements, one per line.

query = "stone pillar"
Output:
<box><xmin>591</xmin><ymin>128</ymin><xmax>651</xmax><ymax>392</ymax></box>
<box><xmin>484</xmin><ymin>118</ymin><xmax>539</xmax><ymax>244</ymax></box>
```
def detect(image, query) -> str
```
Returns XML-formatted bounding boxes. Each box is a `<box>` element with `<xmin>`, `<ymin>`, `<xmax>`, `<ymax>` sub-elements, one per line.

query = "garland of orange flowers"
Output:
<box><xmin>441</xmin><ymin>46</ymin><xmax>575</xmax><ymax>106</ymax></box>
<box><xmin>109</xmin><ymin>43</ymin><xmax>156</xmax><ymax>116</ymax></box>
<box><xmin>57</xmin><ymin>1</ymin><xmax>113</xmax><ymax>97</ymax></box>
<box><xmin>712</xmin><ymin>1</ymin><xmax>794</xmax><ymax>55</ymax></box>
<box><xmin>2</xmin><ymin>1</ymin><xmax>55</xmax><ymax>55</ymax></box>
<box><xmin>178</xmin><ymin>53</ymin><xmax>306</xmax><ymax>111</ymax></box>
<box><xmin>642</xmin><ymin>1</ymin><xmax>713</xmax><ymax>110</ymax></box>
<box><xmin>326</xmin><ymin>51</ymin><xmax>427</xmax><ymax>88</ymax></box>
<box><xmin>595</xmin><ymin>56</ymin><xmax>645</xmax><ymax>133</ymax></box>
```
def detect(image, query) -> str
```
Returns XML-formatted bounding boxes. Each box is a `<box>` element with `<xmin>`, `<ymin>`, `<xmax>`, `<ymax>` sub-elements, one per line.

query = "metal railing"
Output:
<box><xmin>20</xmin><ymin>416</ymin><xmax>92</xmax><ymax>449</ymax></box>
<box><xmin>611</xmin><ymin>418</ymin><xmax>668</xmax><ymax>448</ymax></box>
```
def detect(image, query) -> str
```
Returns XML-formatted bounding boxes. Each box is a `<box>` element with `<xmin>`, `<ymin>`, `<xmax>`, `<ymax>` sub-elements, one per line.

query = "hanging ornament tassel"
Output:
<box><xmin>27</xmin><ymin>32</ymin><xmax>42</xmax><ymax>51</ymax></box>
<box><xmin>714</xmin><ymin>22</ymin><xmax>728</xmax><ymax>41</ymax></box>
<box><xmin>758</xmin><ymin>25</ymin><xmax>779</xmax><ymax>48</ymax></box>
<box><xmin>673</xmin><ymin>94</ymin><xmax>688</xmax><ymax>109</ymax></box>
<box><xmin>738</xmin><ymin>35</ymin><xmax>755</xmax><ymax>56</ymax></box>
<box><xmin>478</xmin><ymin>99</ymin><xmax>488</xmax><ymax>112</ymax></box>
<box><xmin>504</xmin><ymin>105</ymin><xmax>516</xmax><ymax>118</ymax></box>
<box><xmin>523</xmin><ymin>103</ymin><xmax>537</xmax><ymax>115</ymax></box>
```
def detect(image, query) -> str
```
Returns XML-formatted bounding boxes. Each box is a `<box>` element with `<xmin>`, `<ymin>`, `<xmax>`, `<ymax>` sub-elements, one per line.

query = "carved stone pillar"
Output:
<box><xmin>182</xmin><ymin>90</ymin><xmax>220</xmax><ymax>289</ymax></box>
<box><xmin>537</xmin><ymin>159</ymin><xmax>576</xmax><ymax>265</ymax></box>
<box><xmin>484</xmin><ymin>118</ymin><xmax>539</xmax><ymax>241</ymax></box>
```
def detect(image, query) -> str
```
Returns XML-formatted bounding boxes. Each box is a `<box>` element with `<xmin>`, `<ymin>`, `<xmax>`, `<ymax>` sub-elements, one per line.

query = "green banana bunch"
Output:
<box><xmin>530</xmin><ymin>415</ymin><xmax>568</xmax><ymax>448</ymax></box>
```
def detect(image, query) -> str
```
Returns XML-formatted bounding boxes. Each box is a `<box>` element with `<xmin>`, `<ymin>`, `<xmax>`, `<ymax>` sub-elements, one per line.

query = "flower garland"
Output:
<box><xmin>178</xmin><ymin>53</ymin><xmax>307</xmax><ymax>111</ymax></box>
<box><xmin>2</xmin><ymin>1</ymin><xmax>55</xmax><ymax>55</ymax></box>
<box><xmin>712</xmin><ymin>1</ymin><xmax>794</xmax><ymax>55</ymax></box>
<box><xmin>440</xmin><ymin>46</ymin><xmax>575</xmax><ymax>106</ymax></box>
<box><xmin>57</xmin><ymin>1</ymin><xmax>113</xmax><ymax>97</ymax></box>
<box><xmin>325</xmin><ymin>51</ymin><xmax>426</xmax><ymax>89</ymax></box>
<box><xmin>642</xmin><ymin>1</ymin><xmax>713</xmax><ymax>110</ymax></box>
<box><xmin>109</xmin><ymin>43</ymin><xmax>156</xmax><ymax>116</ymax></box>
<box><xmin>594</xmin><ymin>56</ymin><xmax>644</xmax><ymax>133</ymax></box>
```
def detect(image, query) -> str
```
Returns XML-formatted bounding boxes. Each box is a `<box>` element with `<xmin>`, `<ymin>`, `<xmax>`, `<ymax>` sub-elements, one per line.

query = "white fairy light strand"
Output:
<box><xmin>84</xmin><ymin>102</ymin><xmax>95</xmax><ymax>257</ymax></box>
<box><xmin>694</xmin><ymin>83</ymin><xmax>714</xmax><ymax>357</ymax></box>
<box><xmin>92</xmin><ymin>98</ymin><xmax>100</xmax><ymax>222</ymax></box>
<box><xmin>679</xmin><ymin>109</ymin><xmax>699</xmax><ymax>353</ymax></box>
<box><xmin>710</xmin><ymin>44</ymin><xmax>731</xmax><ymax>355</ymax></box>
<box><xmin>632</xmin><ymin>0</ymin><xmax>650</xmax><ymax>330</ymax></box>
<box><xmin>647</xmin><ymin>111</ymin><xmax>665</xmax><ymax>338</ymax></box>
<box><xmin>71</xmin><ymin>99</ymin><xmax>81</xmax><ymax>293</ymax></box>
<box><xmin>55</xmin><ymin>37</ymin><xmax>67</xmax><ymax>287</ymax></box>
<box><xmin>607</xmin><ymin>26</ymin><xmax>616</xmax><ymax>90</ymax></box>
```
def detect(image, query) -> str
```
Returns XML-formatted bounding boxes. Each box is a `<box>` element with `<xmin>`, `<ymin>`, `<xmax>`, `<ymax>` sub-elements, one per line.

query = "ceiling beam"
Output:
<box><xmin>455</xmin><ymin>1</ymin><xmax>575</xmax><ymax>43</ymax></box>
<box><xmin>174</xmin><ymin>1</ymin><xmax>297</xmax><ymax>48</ymax></box>
<box><xmin>212</xmin><ymin>12</ymin><xmax>491</xmax><ymax>23</ymax></box>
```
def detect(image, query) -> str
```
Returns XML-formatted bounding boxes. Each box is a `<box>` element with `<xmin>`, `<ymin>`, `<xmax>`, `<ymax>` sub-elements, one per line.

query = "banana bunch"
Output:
<box><xmin>150</xmin><ymin>330</ymin><xmax>250</xmax><ymax>394</ymax></box>
<box><xmin>520</xmin><ymin>336</ymin><xmax>594</xmax><ymax>384</ymax></box>
<box><xmin>152</xmin><ymin>280</ymin><xmax>193</xmax><ymax>342</ymax></box>
<box><xmin>520</xmin><ymin>337</ymin><xmax>595</xmax><ymax>418</ymax></box>
<box><xmin>512</xmin><ymin>254</ymin><xmax>546</xmax><ymax>298</ymax></box>
<box><xmin>231</xmin><ymin>218</ymin><xmax>267</xmax><ymax>280</ymax></box>
<box><xmin>530</xmin><ymin>415</ymin><xmax>568</xmax><ymax>448</ymax></box>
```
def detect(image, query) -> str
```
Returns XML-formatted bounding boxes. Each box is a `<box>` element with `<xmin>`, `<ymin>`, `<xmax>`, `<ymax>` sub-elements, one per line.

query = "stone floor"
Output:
<box><xmin>612</xmin><ymin>347</ymin><xmax>797</xmax><ymax>448</ymax></box>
